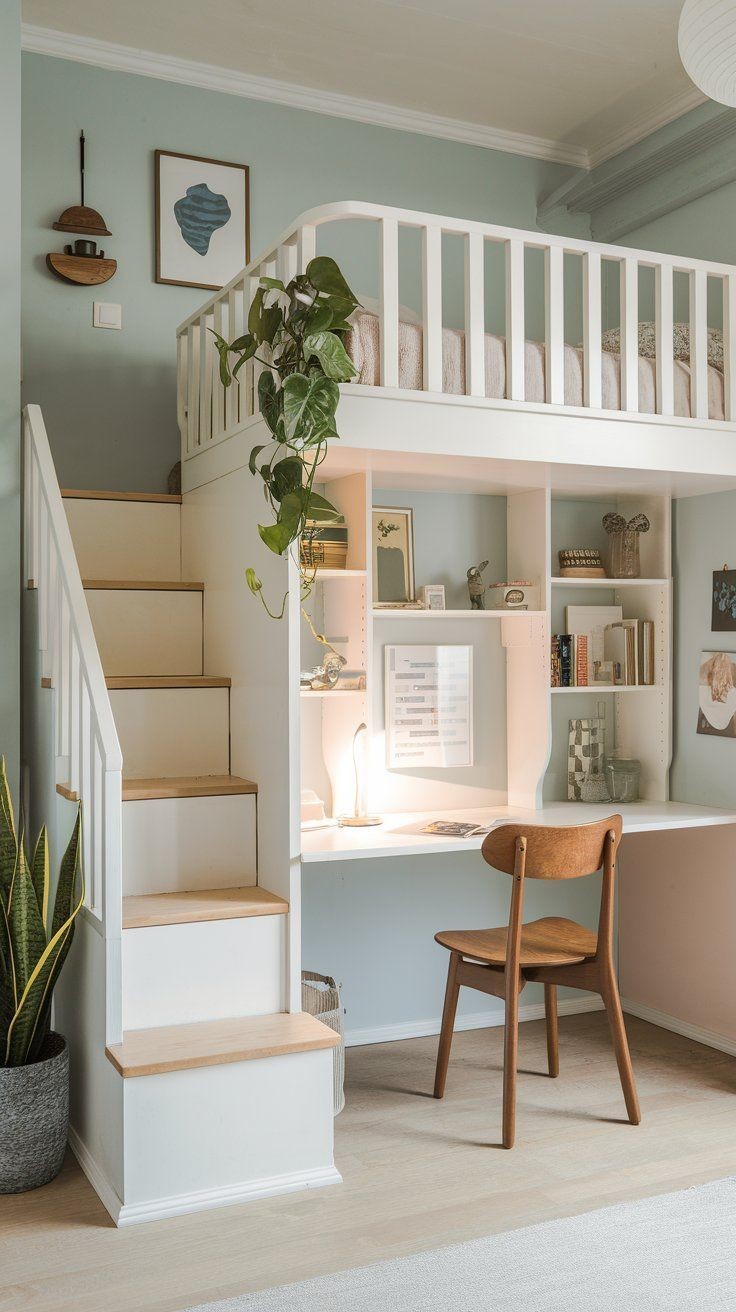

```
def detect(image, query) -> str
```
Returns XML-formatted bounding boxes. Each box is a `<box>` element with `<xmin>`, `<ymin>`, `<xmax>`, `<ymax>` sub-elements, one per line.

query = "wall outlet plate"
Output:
<box><xmin>93</xmin><ymin>301</ymin><xmax>122</xmax><ymax>330</ymax></box>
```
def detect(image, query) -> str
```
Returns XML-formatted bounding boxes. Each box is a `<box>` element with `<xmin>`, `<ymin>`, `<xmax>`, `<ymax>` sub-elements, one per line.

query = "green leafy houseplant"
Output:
<box><xmin>214</xmin><ymin>256</ymin><xmax>360</xmax><ymax>619</ymax></box>
<box><xmin>0</xmin><ymin>760</ymin><xmax>84</xmax><ymax>1068</ymax></box>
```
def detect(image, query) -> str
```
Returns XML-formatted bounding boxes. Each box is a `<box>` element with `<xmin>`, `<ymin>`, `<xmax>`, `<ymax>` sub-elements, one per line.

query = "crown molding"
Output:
<box><xmin>21</xmin><ymin>24</ymin><xmax>589</xmax><ymax>169</ymax></box>
<box><xmin>587</xmin><ymin>84</ymin><xmax>707</xmax><ymax>168</ymax></box>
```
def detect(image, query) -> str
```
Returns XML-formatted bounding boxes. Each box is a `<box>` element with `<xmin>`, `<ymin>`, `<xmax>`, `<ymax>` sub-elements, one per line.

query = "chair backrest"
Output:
<box><xmin>481</xmin><ymin>816</ymin><xmax>622</xmax><ymax>880</ymax></box>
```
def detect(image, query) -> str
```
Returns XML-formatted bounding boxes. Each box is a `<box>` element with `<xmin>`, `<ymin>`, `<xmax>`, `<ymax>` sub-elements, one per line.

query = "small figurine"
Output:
<box><xmin>467</xmin><ymin>560</ymin><xmax>489</xmax><ymax>610</ymax></box>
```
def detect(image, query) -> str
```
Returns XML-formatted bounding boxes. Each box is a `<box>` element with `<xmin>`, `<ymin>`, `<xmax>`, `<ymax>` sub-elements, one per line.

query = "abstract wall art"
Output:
<box><xmin>155</xmin><ymin>151</ymin><xmax>250</xmax><ymax>290</ymax></box>
<box><xmin>697</xmin><ymin>650</ymin><xmax>736</xmax><ymax>737</ymax></box>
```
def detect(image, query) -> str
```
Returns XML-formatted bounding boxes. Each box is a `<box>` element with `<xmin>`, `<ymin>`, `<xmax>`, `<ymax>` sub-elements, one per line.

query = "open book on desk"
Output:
<box><xmin>420</xmin><ymin>817</ymin><xmax>524</xmax><ymax>839</ymax></box>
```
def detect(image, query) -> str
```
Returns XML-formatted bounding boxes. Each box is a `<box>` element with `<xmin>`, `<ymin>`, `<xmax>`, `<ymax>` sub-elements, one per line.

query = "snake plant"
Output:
<box><xmin>0</xmin><ymin>759</ymin><xmax>84</xmax><ymax>1068</ymax></box>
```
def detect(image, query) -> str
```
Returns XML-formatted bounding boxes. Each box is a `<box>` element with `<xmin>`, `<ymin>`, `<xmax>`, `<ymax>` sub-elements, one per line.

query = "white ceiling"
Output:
<box><xmin>22</xmin><ymin>0</ymin><xmax>705</xmax><ymax>167</ymax></box>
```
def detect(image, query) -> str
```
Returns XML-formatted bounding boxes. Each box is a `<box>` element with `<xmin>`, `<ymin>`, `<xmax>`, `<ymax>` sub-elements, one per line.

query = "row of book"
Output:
<box><xmin>551</xmin><ymin>619</ymin><xmax>655</xmax><ymax>687</ymax></box>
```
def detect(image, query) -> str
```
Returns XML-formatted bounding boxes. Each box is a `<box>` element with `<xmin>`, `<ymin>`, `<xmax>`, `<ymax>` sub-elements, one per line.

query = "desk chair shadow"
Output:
<box><xmin>433</xmin><ymin>816</ymin><xmax>640</xmax><ymax>1148</ymax></box>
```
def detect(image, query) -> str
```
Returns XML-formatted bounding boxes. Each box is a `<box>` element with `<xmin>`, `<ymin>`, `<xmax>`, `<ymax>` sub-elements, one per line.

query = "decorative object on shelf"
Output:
<box><xmin>697</xmin><ymin>651</ymin><xmax>736</xmax><ymax>737</ymax></box>
<box><xmin>300</xmin><ymin>653</ymin><xmax>346</xmax><ymax>691</ymax></box>
<box><xmin>605</xmin><ymin>753</ymin><xmax>641</xmax><ymax>803</ymax></box>
<box><xmin>215</xmin><ymin>256</ymin><xmax>359</xmax><ymax>627</ymax></box>
<box><xmin>419</xmin><ymin>584</ymin><xmax>446</xmax><ymax>611</ymax></box>
<box><xmin>486</xmin><ymin>580</ymin><xmax>539</xmax><ymax>611</ymax></box>
<box><xmin>385</xmin><ymin>645</ymin><xmax>473</xmax><ymax>768</ymax></box>
<box><xmin>712</xmin><ymin>566</ymin><xmax>736</xmax><ymax>632</ymax></box>
<box><xmin>300</xmin><ymin>518</ymin><xmax>348</xmax><ymax>571</ymax></box>
<box><xmin>338</xmin><ymin>724</ymin><xmax>382</xmax><ymax>828</ymax></box>
<box><xmin>557</xmin><ymin>548</ymin><xmax>606</xmax><ymax>578</ymax></box>
<box><xmin>0</xmin><ymin>760</ymin><xmax>84</xmax><ymax>1194</ymax></box>
<box><xmin>603</xmin><ymin>511</ymin><xmax>650</xmax><ymax>579</ymax></box>
<box><xmin>568</xmin><ymin>706</ymin><xmax>610</xmax><ymax>802</ymax></box>
<box><xmin>567</xmin><ymin>604</ymin><xmax>622</xmax><ymax>687</ymax></box>
<box><xmin>593</xmin><ymin>660</ymin><xmax>615</xmax><ymax>685</ymax></box>
<box><xmin>372</xmin><ymin>508</ymin><xmax>415</xmax><ymax>604</ymax></box>
<box><xmin>155</xmin><ymin>150</ymin><xmax>250</xmax><ymax>290</ymax></box>
<box><xmin>335</xmin><ymin>669</ymin><xmax>366</xmax><ymax>691</ymax></box>
<box><xmin>466</xmin><ymin>559</ymin><xmax>489</xmax><ymax>609</ymax></box>
<box><xmin>47</xmin><ymin>132</ymin><xmax>117</xmax><ymax>287</ymax></box>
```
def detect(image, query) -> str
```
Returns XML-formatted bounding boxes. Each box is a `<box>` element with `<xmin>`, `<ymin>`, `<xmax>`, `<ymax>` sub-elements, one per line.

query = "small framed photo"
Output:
<box><xmin>372</xmin><ymin>507</ymin><xmax>415</xmax><ymax>604</ymax></box>
<box><xmin>419</xmin><ymin>584</ymin><xmax>446</xmax><ymax>611</ymax></box>
<box><xmin>592</xmin><ymin>660</ymin><xmax>615</xmax><ymax>686</ymax></box>
<box><xmin>155</xmin><ymin>150</ymin><xmax>250</xmax><ymax>290</ymax></box>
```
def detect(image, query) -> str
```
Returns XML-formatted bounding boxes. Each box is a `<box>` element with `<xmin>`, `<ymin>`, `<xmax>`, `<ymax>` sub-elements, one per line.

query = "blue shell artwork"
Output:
<box><xmin>174</xmin><ymin>183</ymin><xmax>231</xmax><ymax>256</ymax></box>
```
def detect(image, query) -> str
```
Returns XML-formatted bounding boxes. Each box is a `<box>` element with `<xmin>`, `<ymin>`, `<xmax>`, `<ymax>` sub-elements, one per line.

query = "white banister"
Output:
<box><xmin>505</xmin><ymin>238</ymin><xmax>525</xmax><ymax>402</ymax></box>
<box><xmin>689</xmin><ymin>268</ymin><xmax>709</xmax><ymax>421</ymax></box>
<box><xmin>655</xmin><ymin>263</ymin><xmax>675</xmax><ymax>416</ymax></box>
<box><xmin>583</xmin><ymin>250</ymin><xmax>602</xmax><ymax>409</ymax></box>
<box><xmin>379</xmin><ymin>216</ymin><xmax>399</xmax><ymax>389</ymax></box>
<box><xmin>620</xmin><ymin>258</ymin><xmax>639</xmax><ymax>413</ymax></box>
<box><xmin>23</xmin><ymin>405</ymin><xmax>123</xmax><ymax>1043</ymax></box>
<box><xmin>724</xmin><ymin>274</ymin><xmax>736</xmax><ymax>422</ymax></box>
<box><xmin>421</xmin><ymin>225</ymin><xmax>443</xmax><ymax>392</ymax></box>
<box><xmin>545</xmin><ymin>245</ymin><xmax>565</xmax><ymax>405</ymax></box>
<box><xmin>464</xmin><ymin>231</ymin><xmax>485</xmax><ymax>397</ymax></box>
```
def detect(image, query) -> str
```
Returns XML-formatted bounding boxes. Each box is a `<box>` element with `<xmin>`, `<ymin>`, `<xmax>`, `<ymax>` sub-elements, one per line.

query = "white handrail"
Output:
<box><xmin>23</xmin><ymin>405</ymin><xmax>123</xmax><ymax>1042</ymax></box>
<box><xmin>176</xmin><ymin>199</ymin><xmax>736</xmax><ymax>457</ymax></box>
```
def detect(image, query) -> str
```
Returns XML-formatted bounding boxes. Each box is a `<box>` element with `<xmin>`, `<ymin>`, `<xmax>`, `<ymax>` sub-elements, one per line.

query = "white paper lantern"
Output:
<box><xmin>679</xmin><ymin>0</ymin><xmax>736</xmax><ymax>106</ymax></box>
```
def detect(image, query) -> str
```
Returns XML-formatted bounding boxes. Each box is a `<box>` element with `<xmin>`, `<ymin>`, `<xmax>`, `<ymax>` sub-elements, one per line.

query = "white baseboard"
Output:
<box><xmin>621</xmin><ymin>998</ymin><xmax>736</xmax><ymax>1059</ymax></box>
<box><xmin>344</xmin><ymin>994</ymin><xmax>604</xmax><ymax>1048</ymax></box>
<box><xmin>67</xmin><ymin>1124</ymin><xmax>124</xmax><ymax>1225</ymax></box>
<box><xmin>116</xmin><ymin>1164</ymin><xmax>342</xmax><ymax>1227</ymax></box>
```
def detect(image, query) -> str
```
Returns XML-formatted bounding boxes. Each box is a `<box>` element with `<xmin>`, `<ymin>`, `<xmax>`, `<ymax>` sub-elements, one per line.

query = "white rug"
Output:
<box><xmin>188</xmin><ymin>1176</ymin><xmax>736</xmax><ymax>1311</ymax></box>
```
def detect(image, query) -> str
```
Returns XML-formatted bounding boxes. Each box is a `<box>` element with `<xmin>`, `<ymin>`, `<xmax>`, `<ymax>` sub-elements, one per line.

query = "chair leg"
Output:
<box><xmin>601</xmin><ymin>971</ymin><xmax>641</xmax><ymax>1125</ymax></box>
<box><xmin>434</xmin><ymin>951</ymin><xmax>461</xmax><ymax>1099</ymax></box>
<box><xmin>502</xmin><ymin>973</ymin><xmax>520</xmax><ymax>1148</ymax></box>
<box><xmin>544</xmin><ymin>983</ymin><xmax>559</xmax><ymax>1078</ymax></box>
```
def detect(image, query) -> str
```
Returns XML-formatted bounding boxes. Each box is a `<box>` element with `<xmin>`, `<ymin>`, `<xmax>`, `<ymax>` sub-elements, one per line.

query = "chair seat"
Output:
<box><xmin>435</xmin><ymin>916</ymin><xmax>597</xmax><ymax>968</ymax></box>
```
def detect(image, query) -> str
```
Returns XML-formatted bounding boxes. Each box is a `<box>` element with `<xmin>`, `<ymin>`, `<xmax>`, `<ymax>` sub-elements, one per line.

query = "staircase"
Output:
<box><xmin>24</xmin><ymin>438</ymin><xmax>340</xmax><ymax>1226</ymax></box>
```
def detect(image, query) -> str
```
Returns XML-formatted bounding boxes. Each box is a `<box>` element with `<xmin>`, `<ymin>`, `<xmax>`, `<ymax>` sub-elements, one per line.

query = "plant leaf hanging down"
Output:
<box><xmin>213</xmin><ymin>256</ymin><xmax>360</xmax><ymax>619</ymax></box>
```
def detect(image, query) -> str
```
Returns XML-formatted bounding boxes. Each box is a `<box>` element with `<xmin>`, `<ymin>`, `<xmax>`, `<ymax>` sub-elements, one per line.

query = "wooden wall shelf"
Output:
<box><xmin>46</xmin><ymin>252</ymin><xmax>117</xmax><ymax>286</ymax></box>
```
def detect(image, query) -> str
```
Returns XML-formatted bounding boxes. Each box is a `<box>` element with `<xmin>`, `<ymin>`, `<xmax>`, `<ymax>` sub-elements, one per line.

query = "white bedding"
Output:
<box><xmin>345</xmin><ymin>311</ymin><xmax>725</xmax><ymax>420</ymax></box>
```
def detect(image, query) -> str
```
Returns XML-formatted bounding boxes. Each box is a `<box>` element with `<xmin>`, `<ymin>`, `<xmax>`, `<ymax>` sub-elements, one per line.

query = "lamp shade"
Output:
<box><xmin>679</xmin><ymin>0</ymin><xmax>736</xmax><ymax>107</ymax></box>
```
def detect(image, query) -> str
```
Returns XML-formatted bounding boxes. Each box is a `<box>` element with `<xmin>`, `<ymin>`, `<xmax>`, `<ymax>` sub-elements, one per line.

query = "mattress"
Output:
<box><xmin>344</xmin><ymin>311</ymin><xmax>725</xmax><ymax>421</ymax></box>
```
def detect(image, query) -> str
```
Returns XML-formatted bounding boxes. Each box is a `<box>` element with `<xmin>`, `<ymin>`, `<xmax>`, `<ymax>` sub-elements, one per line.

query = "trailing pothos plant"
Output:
<box><xmin>0</xmin><ymin>759</ymin><xmax>84</xmax><ymax>1068</ymax></box>
<box><xmin>213</xmin><ymin>256</ymin><xmax>360</xmax><ymax>621</ymax></box>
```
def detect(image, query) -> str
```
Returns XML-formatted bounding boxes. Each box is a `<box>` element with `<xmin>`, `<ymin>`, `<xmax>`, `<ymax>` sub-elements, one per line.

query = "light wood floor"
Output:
<box><xmin>2</xmin><ymin>1013</ymin><xmax>735</xmax><ymax>1312</ymax></box>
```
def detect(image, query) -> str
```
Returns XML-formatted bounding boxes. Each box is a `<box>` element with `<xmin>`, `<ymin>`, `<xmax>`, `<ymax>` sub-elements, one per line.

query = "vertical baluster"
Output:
<box><xmin>23</xmin><ymin>422</ymin><xmax>32</xmax><ymax>585</ymax></box>
<box><xmin>248</xmin><ymin>271</ymin><xmax>263</xmax><ymax>415</ymax></box>
<box><xmin>278</xmin><ymin>238</ymin><xmax>297</xmax><ymax>287</ymax></box>
<box><xmin>464</xmin><ymin>231</ymin><xmax>485</xmax><ymax>397</ymax></box>
<box><xmin>46</xmin><ymin>547</ymin><xmax>59</xmax><ymax>692</ymax></box>
<box><xmin>689</xmin><ymin>267</ymin><xmax>709</xmax><ymax>420</ymax></box>
<box><xmin>297</xmin><ymin>224</ymin><xmax>316</xmax><ymax>274</ymax></box>
<box><xmin>102</xmin><ymin>766</ymin><xmax>123</xmax><ymax>1044</ymax></box>
<box><xmin>186</xmin><ymin>323</ymin><xmax>199</xmax><ymax>451</ymax></box>
<box><xmin>212</xmin><ymin>298</ymin><xmax>227</xmax><ymax>440</ymax></box>
<box><xmin>68</xmin><ymin>644</ymin><xmax>80</xmax><ymax>796</ymax></box>
<box><xmin>58</xmin><ymin>589</ymin><xmax>70</xmax><ymax>758</ymax></box>
<box><xmin>30</xmin><ymin>455</ymin><xmax>40</xmax><ymax>588</ymax></box>
<box><xmin>176</xmin><ymin>331</ymin><xmax>187</xmax><ymax>454</ymax></box>
<box><xmin>421</xmin><ymin>225</ymin><xmax>443</xmax><ymax>392</ymax></box>
<box><xmin>583</xmin><ymin>250</ymin><xmax>602</xmax><ymax>409</ymax></box>
<box><xmin>38</xmin><ymin>502</ymin><xmax>50</xmax><ymax>657</ymax></box>
<box><xmin>227</xmin><ymin>281</ymin><xmax>245</xmax><ymax>429</ymax></box>
<box><xmin>93</xmin><ymin>739</ymin><xmax>103</xmax><ymax>916</ymax></box>
<box><xmin>620</xmin><ymin>258</ymin><xmax>639</xmax><ymax>413</ymax></box>
<box><xmin>505</xmin><ymin>238</ymin><xmax>525</xmax><ymax>401</ymax></box>
<box><xmin>545</xmin><ymin>245</ymin><xmax>565</xmax><ymax>405</ymax></box>
<box><xmin>79</xmin><ymin>676</ymin><xmax>90</xmax><ymax>861</ymax></box>
<box><xmin>380</xmin><ymin>216</ymin><xmax>400</xmax><ymax>388</ymax></box>
<box><xmin>723</xmin><ymin>274</ymin><xmax>736</xmax><ymax>422</ymax></box>
<box><xmin>199</xmin><ymin>310</ymin><xmax>214</xmax><ymax>445</ymax></box>
<box><xmin>655</xmin><ymin>262</ymin><xmax>674</xmax><ymax>416</ymax></box>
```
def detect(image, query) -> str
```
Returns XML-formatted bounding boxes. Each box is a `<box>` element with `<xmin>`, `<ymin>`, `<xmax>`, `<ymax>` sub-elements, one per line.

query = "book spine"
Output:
<box><xmin>576</xmin><ymin>633</ymin><xmax>589</xmax><ymax>686</ymax></box>
<box><xmin>559</xmin><ymin>634</ymin><xmax>573</xmax><ymax>688</ymax></box>
<box><xmin>551</xmin><ymin>635</ymin><xmax>561</xmax><ymax>687</ymax></box>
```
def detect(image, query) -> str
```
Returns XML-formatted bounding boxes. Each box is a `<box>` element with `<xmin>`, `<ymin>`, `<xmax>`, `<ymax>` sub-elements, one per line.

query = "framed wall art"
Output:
<box><xmin>712</xmin><ymin>567</ymin><xmax>736</xmax><ymax>631</ymax></box>
<box><xmin>372</xmin><ymin>507</ymin><xmax>415</xmax><ymax>605</ymax></box>
<box><xmin>155</xmin><ymin>150</ymin><xmax>250</xmax><ymax>290</ymax></box>
<box><xmin>385</xmin><ymin>644</ymin><xmax>473</xmax><ymax>768</ymax></box>
<box><xmin>697</xmin><ymin>650</ymin><xmax>736</xmax><ymax>737</ymax></box>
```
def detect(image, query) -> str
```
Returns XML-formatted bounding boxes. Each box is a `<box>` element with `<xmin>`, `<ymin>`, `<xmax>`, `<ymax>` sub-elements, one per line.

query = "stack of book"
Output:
<box><xmin>550</xmin><ymin>634</ymin><xmax>589</xmax><ymax>687</ymax></box>
<box><xmin>550</xmin><ymin>618</ymin><xmax>655</xmax><ymax>688</ymax></box>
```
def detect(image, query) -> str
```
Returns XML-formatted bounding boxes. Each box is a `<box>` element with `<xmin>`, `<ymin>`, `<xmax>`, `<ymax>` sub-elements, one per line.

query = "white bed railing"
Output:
<box><xmin>23</xmin><ymin>404</ymin><xmax>123</xmax><ymax>1041</ymax></box>
<box><xmin>176</xmin><ymin>200</ymin><xmax>736</xmax><ymax>457</ymax></box>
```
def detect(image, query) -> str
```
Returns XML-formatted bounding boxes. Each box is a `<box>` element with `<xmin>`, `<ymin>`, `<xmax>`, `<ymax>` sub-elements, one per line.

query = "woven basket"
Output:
<box><xmin>302</xmin><ymin>971</ymin><xmax>345</xmax><ymax>1115</ymax></box>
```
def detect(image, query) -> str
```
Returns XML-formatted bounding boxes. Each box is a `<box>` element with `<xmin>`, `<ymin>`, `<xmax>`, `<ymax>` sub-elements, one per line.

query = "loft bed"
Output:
<box><xmin>175</xmin><ymin>202</ymin><xmax>736</xmax><ymax>893</ymax></box>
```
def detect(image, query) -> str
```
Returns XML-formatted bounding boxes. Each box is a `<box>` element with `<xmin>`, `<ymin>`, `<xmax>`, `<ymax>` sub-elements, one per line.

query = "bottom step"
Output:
<box><xmin>106</xmin><ymin>1012</ymin><xmax>340</xmax><ymax>1078</ymax></box>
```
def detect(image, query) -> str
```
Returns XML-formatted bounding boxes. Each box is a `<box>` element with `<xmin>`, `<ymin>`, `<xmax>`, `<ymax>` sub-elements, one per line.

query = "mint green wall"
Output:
<box><xmin>21</xmin><ymin>53</ymin><xmax>582</xmax><ymax>493</ymax></box>
<box><xmin>2</xmin><ymin>3</ymin><xmax>21</xmax><ymax>795</ymax></box>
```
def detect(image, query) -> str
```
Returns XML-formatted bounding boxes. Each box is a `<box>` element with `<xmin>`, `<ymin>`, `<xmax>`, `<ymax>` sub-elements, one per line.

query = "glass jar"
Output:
<box><xmin>604</xmin><ymin>756</ymin><xmax>641</xmax><ymax>803</ymax></box>
<box><xmin>609</xmin><ymin>529</ymin><xmax>641</xmax><ymax>579</ymax></box>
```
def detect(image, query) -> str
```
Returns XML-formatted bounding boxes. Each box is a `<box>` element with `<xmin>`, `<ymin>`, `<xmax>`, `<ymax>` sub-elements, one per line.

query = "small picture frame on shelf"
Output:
<box><xmin>372</xmin><ymin>507</ymin><xmax>415</xmax><ymax>604</ymax></box>
<box><xmin>592</xmin><ymin>660</ymin><xmax>615</xmax><ymax>686</ymax></box>
<box><xmin>419</xmin><ymin>584</ymin><xmax>445</xmax><ymax>611</ymax></box>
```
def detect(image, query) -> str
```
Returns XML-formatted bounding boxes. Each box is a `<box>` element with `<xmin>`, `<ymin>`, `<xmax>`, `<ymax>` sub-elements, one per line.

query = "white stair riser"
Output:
<box><xmin>122</xmin><ymin>917</ymin><xmax>284</xmax><ymax>1029</ymax></box>
<box><xmin>65</xmin><ymin>500</ymin><xmax>181</xmax><ymax>581</ymax></box>
<box><xmin>119</xmin><ymin>1050</ymin><xmax>337</xmax><ymax>1219</ymax></box>
<box><xmin>110</xmin><ymin>687</ymin><xmax>229</xmax><ymax>777</ymax></box>
<box><xmin>87</xmin><ymin>589</ymin><xmax>203</xmax><ymax>676</ymax></box>
<box><xmin>122</xmin><ymin>793</ymin><xmax>257</xmax><ymax>895</ymax></box>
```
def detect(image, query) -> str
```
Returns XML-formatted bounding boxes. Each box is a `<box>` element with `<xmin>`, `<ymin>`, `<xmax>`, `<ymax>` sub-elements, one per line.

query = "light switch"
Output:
<box><xmin>93</xmin><ymin>301</ymin><xmax>122</xmax><ymax>330</ymax></box>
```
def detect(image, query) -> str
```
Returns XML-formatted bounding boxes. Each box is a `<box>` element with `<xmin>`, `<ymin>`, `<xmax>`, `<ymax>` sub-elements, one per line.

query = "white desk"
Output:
<box><xmin>301</xmin><ymin>801</ymin><xmax>736</xmax><ymax>863</ymax></box>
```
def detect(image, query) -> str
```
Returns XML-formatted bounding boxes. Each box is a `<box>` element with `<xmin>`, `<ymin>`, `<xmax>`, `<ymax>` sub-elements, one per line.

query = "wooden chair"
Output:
<box><xmin>433</xmin><ymin>816</ymin><xmax>640</xmax><ymax>1148</ymax></box>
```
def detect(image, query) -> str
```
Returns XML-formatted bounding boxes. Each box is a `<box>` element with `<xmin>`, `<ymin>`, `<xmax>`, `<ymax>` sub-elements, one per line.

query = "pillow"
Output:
<box><xmin>601</xmin><ymin>321</ymin><xmax>724</xmax><ymax>371</ymax></box>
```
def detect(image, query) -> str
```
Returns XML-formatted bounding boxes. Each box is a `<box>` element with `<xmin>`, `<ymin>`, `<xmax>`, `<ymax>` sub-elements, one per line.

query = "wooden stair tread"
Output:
<box><xmin>122</xmin><ymin>775</ymin><xmax>258</xmax><ymax>801</ymax></box>
<box><xmin>62</xmin><ymin>488</ymin><xmax>182</xmax><ymax>504</ymax></box>
<box><xmin>123</xmin><ymin>886</ymin><xmax>287</xmax><ymax>929</ymax></box>
<box><xmin>107</xmin><ymin>676</ymin><xmax>231</xmax><ymax>689</ymax></box>
<box><xmin>106</xmin><ymin>1012</ymin><xmax>340</xmax><ymax>1078</ymax></box>
<box><xmin>83</xmin><ymin>579</ymin><xmax>203</xmax><ymax>591</ymax></box>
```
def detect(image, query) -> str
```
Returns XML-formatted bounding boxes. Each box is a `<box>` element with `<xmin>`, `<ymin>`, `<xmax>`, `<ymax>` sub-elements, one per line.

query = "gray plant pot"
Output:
<box><xmin>0</xmin><ymin>1032</ymin><xmax>69</xmax><ymax>1193</ymax></box>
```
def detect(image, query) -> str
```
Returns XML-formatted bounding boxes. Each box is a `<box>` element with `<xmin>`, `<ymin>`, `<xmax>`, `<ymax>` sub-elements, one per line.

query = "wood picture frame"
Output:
<box><xmin>372</xmin><ymin>507</ymin><xmax>415</xmax><ymax>604</ymax></box>
<box><xmin>155</xmin><ymin>149</ymin><xmax>250</xmax><ymax>291</ymax></box>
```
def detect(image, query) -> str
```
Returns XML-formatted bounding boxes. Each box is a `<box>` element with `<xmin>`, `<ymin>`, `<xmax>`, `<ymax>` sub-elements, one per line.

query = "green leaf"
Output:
<box><xmin>269</xmin><ymin>457</ymin><xmax>303</xmax><ymax>503</ymax></box>
<box><xmin>302</xmin><ymin>302</ymin><xmax>334</xmax><ymax>336</ymax></box>
<box><xmin>248</xmin><ymin>288</ymin><xmax>283</xmax><ymax>346</ymax></box>
<box><xmin>248</xmin><ymin>443</ymin><xmax>268</xmax><ymax>476</ymax></box>
<box><xmin>30</xmin><ymin>827</ymin><xmax>49</xmax><ymax>927</ymax></box>
<box><xmin>305</xmin><ymin>491</ymin><xmax>342</xmax><ymax>522</ymax></box>
<box><xmin>282</xmin><ymin>374</ymin><xmax>340</xmax><ymax>445</ymax></box>
<box><xmin>210</xmin><ymin>330</ymin><xmax>233</xmax><ymax>388</ymax></box>
<box><xmin>0</xmin><ymin>758</ymin><xmax>17</xmax><ymax>905</ymax></box>
<box><xmin>232</xmin><ymin>340</ymin><xmax>258</xmax><ymax>378</ymax></box>
<box><xmin>303</xmin><ymin>330</ymin><xmax>358</xmax><ymax>382</ymax></box>
<box><xmin>306</xmin><ymin>256</ymin><xmax>359</xmax><ymax>306</ymax></box>
<box><xmin>259</xmin><ymin>276</ymin><xmax>285</xmax><ymax>292</ymax></box>
<box><xmin>51</xmin><ymin>809</ymin><xmax>82</xmax><ymax>943</ymax></box>
<box><xmin>8</xmin><ymin>839</ymin><xmax>47</xmax><ymax>996</ymax></box>
<box><xmin>245</xmin><ymin>568</ymin><xmax>262</xmax><ymax>595</ymax></box>
<box><xmin>258</xmin><ymin>521</ymin><xmax>294</xmax><ymax>555</ymax></box>
<box><xmin>258</xmin><ymin>373</ymin><xmax>282</xmax><ymax>437</ymax></box>
<box><xmin>230</xmin><ymin>333</ymin><xmax>255</xmax><ymax>352</ymax></box>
